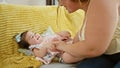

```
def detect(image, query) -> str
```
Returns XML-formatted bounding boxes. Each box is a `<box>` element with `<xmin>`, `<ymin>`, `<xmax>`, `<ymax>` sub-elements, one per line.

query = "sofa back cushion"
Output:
<box><xmin>0</xmin><ymin>4</ymin><xmax>85</xmax><ymax>56</ymax></box>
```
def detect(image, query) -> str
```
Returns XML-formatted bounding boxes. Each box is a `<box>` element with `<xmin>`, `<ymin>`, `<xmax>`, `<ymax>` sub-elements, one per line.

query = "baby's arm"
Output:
<box><xmin>61</xmin><ymin>52</ymin><xmax>84</xmax><ymax>63</ymax></box>
<box><xmin>32</xmin><ymin>47</ymin><xmax>47</xmax><ymax>58</ymax></box>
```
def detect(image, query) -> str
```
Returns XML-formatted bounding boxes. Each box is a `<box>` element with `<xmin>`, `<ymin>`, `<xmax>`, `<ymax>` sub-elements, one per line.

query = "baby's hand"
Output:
<box><xmin>56</xmin><ymin>31</ymin><xmax>71</xmax><ymax>42</ymax></box>
<box><xmin>48</xmin><ymin>44</ymin><xmax>56</xmax><ymax>51</ymax></box>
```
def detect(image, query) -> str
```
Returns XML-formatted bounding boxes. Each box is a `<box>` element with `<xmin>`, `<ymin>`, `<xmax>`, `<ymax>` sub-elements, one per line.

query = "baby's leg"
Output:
<box><xmin>61</xmin><ymin>52</ymin><xmax>84</xmax><ymax>63</ymax></box>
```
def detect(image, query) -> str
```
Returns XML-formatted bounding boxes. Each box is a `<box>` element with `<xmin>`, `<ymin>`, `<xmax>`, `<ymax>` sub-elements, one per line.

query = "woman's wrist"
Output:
<box><xmin>57</xmin><ymin>43</ymin><xmax>68</xmax><ymax>52</ymax></box>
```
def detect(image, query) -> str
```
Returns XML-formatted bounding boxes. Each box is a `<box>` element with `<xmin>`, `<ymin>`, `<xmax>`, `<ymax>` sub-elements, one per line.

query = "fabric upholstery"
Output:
<box><xmin>0</xmin><ymin>4</ymin><xmax>85</xmax><ymax>68</ymax></box>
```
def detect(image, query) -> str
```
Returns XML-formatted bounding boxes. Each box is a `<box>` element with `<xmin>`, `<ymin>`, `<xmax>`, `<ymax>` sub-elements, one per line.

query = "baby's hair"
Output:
<box><xmin>18</xmin><ymin>31</ymin><xmax>30</xmax><ymax>49</ymax></box>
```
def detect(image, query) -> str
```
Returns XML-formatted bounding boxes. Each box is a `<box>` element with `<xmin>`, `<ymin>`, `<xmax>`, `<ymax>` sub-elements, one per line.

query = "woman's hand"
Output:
<box><xmin>53</xmin><ymin>41</ymin><xmax>67</xmax><ymax>51</ymax></box>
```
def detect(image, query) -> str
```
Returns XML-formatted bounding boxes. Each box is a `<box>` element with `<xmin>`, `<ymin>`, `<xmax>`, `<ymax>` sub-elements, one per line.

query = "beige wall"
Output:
<box><xmin>0</xmin><ymin>0</ymin><xmax>46</xmax><ymax>5</ymax></box>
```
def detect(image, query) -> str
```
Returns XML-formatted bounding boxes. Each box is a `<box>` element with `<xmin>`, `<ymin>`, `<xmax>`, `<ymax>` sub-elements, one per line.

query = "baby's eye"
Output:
<box><xmin>31</xmin><ymin>34</ymin><xmax>35</xmax><ymax>38</ymax></box>
<box><xmin>30</xmin><ymin>36</ymin><xmax>33</xmax><ymax>39</ymax></box>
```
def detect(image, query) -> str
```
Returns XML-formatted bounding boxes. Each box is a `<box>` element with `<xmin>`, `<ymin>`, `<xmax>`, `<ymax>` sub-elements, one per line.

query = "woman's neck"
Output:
<box><xmin>79</xmin><ymin>0</ymin><xmax>90</xmax><ymax>13</ymax></box>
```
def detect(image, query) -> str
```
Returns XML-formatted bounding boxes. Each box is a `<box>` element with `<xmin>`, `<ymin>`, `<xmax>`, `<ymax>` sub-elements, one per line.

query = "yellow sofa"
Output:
<box><xmin>0</xmin><ymin>4</ymin><xmax>85</xmax><ymax>68</ymax></box>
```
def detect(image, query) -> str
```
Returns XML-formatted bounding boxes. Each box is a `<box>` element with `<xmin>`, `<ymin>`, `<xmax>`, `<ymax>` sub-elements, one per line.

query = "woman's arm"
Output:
<box><xmin>57</xmin><ymin>0</ymin><xmax>119</xmax><ymax>59</ymax></box>
<box><xmin>118</xmin><ymin>0</ymin><xmax>120</xmax><ymax>15</ymax></box>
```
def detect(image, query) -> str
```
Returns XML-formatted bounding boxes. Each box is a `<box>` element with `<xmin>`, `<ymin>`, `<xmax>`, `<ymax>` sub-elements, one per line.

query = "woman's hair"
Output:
<box><xmin>18</xmin><ymin>31</ymin><xmax>30</xmax><ymax>49</ymax></box>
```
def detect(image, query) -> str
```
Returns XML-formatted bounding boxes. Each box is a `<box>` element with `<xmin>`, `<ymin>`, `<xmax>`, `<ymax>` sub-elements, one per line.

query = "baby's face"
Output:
<box><xmin>25</xmin><ymin>31</ymin><xmax>43</xmax><ymax>45</ymax></box>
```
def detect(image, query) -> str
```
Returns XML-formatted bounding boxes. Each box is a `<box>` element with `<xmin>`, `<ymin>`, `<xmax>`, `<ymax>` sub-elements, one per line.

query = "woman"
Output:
<box><xmin>54</xmin><ymin>0</ymin><xmax>120</xmax><ymax>68</ymax></box>
<box><xmin>58</xmin><ymin>0</ymin><xmax>89</xmax><ymax>13</ymax></box>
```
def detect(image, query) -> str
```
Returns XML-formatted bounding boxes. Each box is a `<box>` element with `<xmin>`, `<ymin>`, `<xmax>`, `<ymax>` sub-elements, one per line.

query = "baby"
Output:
<box><xmin>15</xmin><ymin>30</ymin><xmax>72</xmax><ymax>64</ymax></box>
